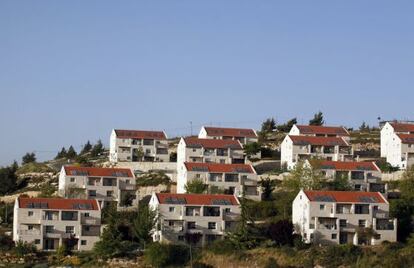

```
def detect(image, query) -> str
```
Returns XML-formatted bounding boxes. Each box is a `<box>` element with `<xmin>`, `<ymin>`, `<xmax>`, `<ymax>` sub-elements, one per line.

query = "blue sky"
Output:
<box><xmin>1</xmin><ymin>1</ymin><xmax>413</xmax><ymax>166</ymax></box>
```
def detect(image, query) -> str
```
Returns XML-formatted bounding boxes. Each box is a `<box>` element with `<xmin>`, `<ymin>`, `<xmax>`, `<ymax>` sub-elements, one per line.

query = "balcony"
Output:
<box><xmin>223</xmin><ymin>212</ymin><xmax>239</xmax><ymax>221</ymax></box>
<box><xmin>81</xmin><ymin>216</ymin><xmax>101</xmax><ymax>225</ymax></box>
<box><xmin>19</xmin><ymin>230</ymin><xmax>41</xmax><ymax>236</ymax></box>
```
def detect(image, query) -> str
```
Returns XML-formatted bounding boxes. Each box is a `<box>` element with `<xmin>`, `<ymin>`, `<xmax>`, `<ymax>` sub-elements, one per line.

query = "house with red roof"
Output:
<box><xmin>305</xmin><ymin>160</ymin><xmax>386</xmax><ymax>193</ymax></box>
<box><xmin>281</xmin><ymin>135</ymin><xmax>353</xmax><ymax>169</ymax></box>
<box><xmin>149</xmin><ymin>193</ymin><xmax>240</xmax><ymax>246</ymax></box>
<box><xmin>289</xmin><ymin>124</ymin><xmax>350</xmax><ymax>141</ymax></box>
<box><xmin>292</xmin><ymin>190</ymin><xmax>396</xmax><ymax>246</ymax></box>
<box><xmin>176</xmin><ymin>162</ymin><xmax>261</xmax><ymax>201</ymax></box>
<box><xmin>13</xmin><ymin>197</ymin><xmax>101</xmax><ymax>251</ymax></box>
<box><xmin>109</xmin><ymin>129</ymin><xmax>169</xmax><ymax>163</ymax></box>
<box><xmin>381</xmin><ymin>122</ymin><xmax>414</xmax><ymax>169</ymax></box>
<box><xmin>58</xmin><ymin>166</ymin><xmax>137</xmax><ymax>210</ymax></box>
<box><xmin>198</xmin><ymin>126</ymin><xmax>258</xmax><ymax>145</ymax></box>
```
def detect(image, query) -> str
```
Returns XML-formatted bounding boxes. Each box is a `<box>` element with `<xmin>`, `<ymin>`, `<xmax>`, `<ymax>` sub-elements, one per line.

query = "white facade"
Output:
<box><xmin>58</xmin><ymin>166</ymin><xmax>138</xmax><ymax>210</ymax></box>
<box><xmin>149</xmin><ymin>193</ymin><xmax>240</xmax><ymax>246</ymax></box>
<box><xmin>109</xmin><ymin>129</ymin><xmax>169</xmax><ymax>163</ymax></box>
<box><xmin>198</xmin><ymin>126</ymin><xmax>258</xmax><ymax>144</ymax></box>
<box><xmin>13</xmin><ymin>197</ymin><xmax>101</xmax><ymax>251</ymax></box>
<box><xmin>177</xmin><ymin>162</ymin><xmax>261</xmax><ymax>201</ymax></box>
<box><xmin>289</xmin><ymin>124</ymin><xmax>350</xmax><ymax>142</ymax></box>
<box><xmin>281</xmin><ymin>135</ymin><xmax>353</xmax><ymax>170</ymax></box>
<box><xmin>292</xmin><ymin>190</ymin><xmax>397</xmax><ymax>246</ymax></box>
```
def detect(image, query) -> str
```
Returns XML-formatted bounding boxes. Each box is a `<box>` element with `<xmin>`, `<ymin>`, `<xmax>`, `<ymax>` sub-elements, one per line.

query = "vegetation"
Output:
<box><xmin>90</xmin><ymin>140</ymin><xmax>105</xmax><ymax>157</ymax></box>
<box><xmin>144</xmin><ymin>242</ymin><xmax>189</xmax><ymax>267</ymax></box>
<box><xmin>16</xmin><ymin>162</ymin><xmax>54</xmax><ymax>175</ymax></box>
<box><xmin>0</xmin><ymin>165</ymin><xmax>17</xmax><ymax>195</ymax></box>
<box><xmin>80</xmin><ymin>141</ymin><xmax>92</xmax><ymax>155</ymax></box>
<box><xmin>22</xmin><ymin>152</ymin><xmax>36</xmax><ymax>165</ymax></box>
<box><xmin>309</xmin><ymin>111</ymin><xmax>324</xmax><ymax>126</ymax></box>
<box><xmin>276</xmin><ymin>117</ymin><xmax>297</xmax><ymax>132</ymax></box>
<box><xmin>261</xmin><ymin>118</ymin><xmax>276</xmax><ymax>133</ymax></box>
<box><xmin>244</xmin><ymin>142</ymin><xmax>261</xmax><ymax>159</ymax></box>
<box><xmin>14</xmin><ymin>240</ymin><xmax>37</xmax><ymax>257</ymax></box>
<box><xmin>135</xmin><ymin>171</ymin><xmax>171</xmax><ymax>187</ymax></box>
<box><xmin>132</xmin><ymin>205</ymin><xmax>157</xmax><ymax>248</ymax></box>
<box><xmin>185</xmin><ymin>179</ymin><xmax>207</xmax><ymax>194</ymax></box>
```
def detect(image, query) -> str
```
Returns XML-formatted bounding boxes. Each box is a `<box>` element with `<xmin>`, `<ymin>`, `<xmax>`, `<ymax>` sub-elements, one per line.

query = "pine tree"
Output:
<box><xmin>66</xmin><ymin>146</ymin><xmax>77</xmax><ymax>159</ymax></box>
<box><xmin>309</xmin><ymin>111</ymin><xmax>324</xmax><ymax>126</ymax></box>
<box><xmin>91</xmin><ymin>140</ymin><xmax>104</xmax><ymax>157</ymax></box>
<box><xmin>22</xmin><ymin>152</ymin><xmax>36</xmax><ymax>165</ymax></box>
<box><xmin>80</xmin><ymin>141</ymin><xmax>92</xmax><ymax>155</ymax></box>
<box><xmin>55</xmin><ymin>147</ymin><xmax>67</xmax><ymax>159</ymax></box>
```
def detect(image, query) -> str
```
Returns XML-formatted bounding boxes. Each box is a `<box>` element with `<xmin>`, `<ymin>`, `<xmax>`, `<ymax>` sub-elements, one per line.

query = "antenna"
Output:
<box><xmin>190</xmin><ymin>121</ymin><xmax>193</xmax><ymax>136</ymax></box>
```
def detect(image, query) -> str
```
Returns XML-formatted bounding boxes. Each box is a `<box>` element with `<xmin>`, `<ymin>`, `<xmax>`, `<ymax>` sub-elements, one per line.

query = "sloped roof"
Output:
<box><xmin>303</xmin><ymin>190</ymin><xmax>387</xmax><ymax>204</ymax></box>
<box><xmin>390</xmin><ymin>123</ymin><xmax>414</xmax><ymax>133</ymax></box>
<box><xmin>18</xmin><ymin>197</ymin><xmax>99</xmax><ymax>210</ymax></box>
<box><xmin>203</xmin><ymin>126</ymin><xmax>257</xmax><ymax>138</ymax></box>
<box><xmin>114</xmin><ymin>129</ymin><xmax>167</xmax><ymax>140</ymax></box>
<box><xmin>184</xmin><ymin>162</ymin><xmax>255</xmax><ymax>173</ymax></box>
<box><xmin>295</xmin><ymin>125</ymin><xmax>350</xmax><ymax>136</ymax></box>
<box><xmin>396</xmin><ymin>134</ymin><xmax>414</xmax><ymax>144</ymax></box>
<box><xmin>288</xmin><ymin>135</ymin><xmax>349</xmax><ymax>146</ymax></box>
<box><xmin>184</xmin><ymin>137</ymin><xmax>242</xmax><ymax>149</ymax></box>
<box><xmin>318</xmin><ymin>161</ymin><xmax>380</xmax><ymax>171</ymax></box>
<box><xmin>64</xmin><ymin>166</ymin><xmax>133</xmax><ymax>177</ymax></box>
<box><xmin>155</xmin><ymin>193</ymin><xmax>239</xmax><ymax>206</ymax></box>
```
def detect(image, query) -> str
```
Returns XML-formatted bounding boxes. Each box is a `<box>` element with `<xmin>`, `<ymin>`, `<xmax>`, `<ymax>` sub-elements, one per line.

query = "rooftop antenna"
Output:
<box><xmin>190</xmin><ymin>121</ymin><xmax>193</xmax><ymax>136</ymax></box>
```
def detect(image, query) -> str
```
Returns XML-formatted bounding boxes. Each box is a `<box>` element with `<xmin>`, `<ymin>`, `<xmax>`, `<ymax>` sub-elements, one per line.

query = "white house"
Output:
<box><xmin>13</xmin><ymin>197</ymin><xmax>101</xmax><ymax>251</ymax></box>
<box><xmin>149</xmin><ymin>193</ymin><xmax>240</xmax><ymax>246</ymax></box>
<box><xmin>198</xmin><ymin>126</ymin><xmax>258</xmax><ymax>144</ymax></box>
<box><xmin>381</xmin><ymin>122</ymin><xmax>414</xmax><ymax>169</ymax></box>
<box><xmin>306</xmin><ymin>160</ymin><xmax>386</xmax><ymax>193</ymax></box>
<box><xmin>58</xmin><ymin>166</ymin><xmax>137</xmax><ymax>210</ymax></box>
<box><xmin>292</xmin><ymin>190</ymin><xmax>397</xmax><ymax>246</ymax></box>
<box><xmin>109</xmin><ymin>129</ymin><xmax>169</xmax><ymax>163</ymax></box>
<box><xmin>289</xmin><ymin>124</ymin><xmax>350</xmax><ymax>141</ymax></box>
<box><xmin>281</xmin><ymin>135</ymin><xmax>353</xmax><ymax>169</ymax></box>
<box><xmin>177</xmin><ymin>162</ymin><xmax>261</xmax><ymax>201</ymax></box>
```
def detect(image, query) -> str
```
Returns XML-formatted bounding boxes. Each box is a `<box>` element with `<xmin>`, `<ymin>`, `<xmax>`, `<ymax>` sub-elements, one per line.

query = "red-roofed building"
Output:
<box><xmin>381</xmin><ymin>122</ymin><xmax>414</xmax><ymax>169</ymax></box>
<box><xmin>13</xmin><ymin>197</ymin><xmax>101</xmax><ymax>251</ymax></box>
<box><xmin>149</xmin><ymin>192</ymin><xmax>241</xmax><ymax>246</ymax></box>
<box><xmin>290</xmin><ymin>124</ymin><xmax>350</xmax><ymax>141</ymax></box>
<box><xmin>305</xmin><ymin>160</ymin><xmax>386</xmax><ymax>193</ymax></box>
<box><xmin>199</xmin><ymin>126</ymin><xmax>258</xmax><ymax>144</ymax></box>
<box><xmin>293</xmin><ymin>190</ymin><xmax>396</xmax><ymax>246</ymax></box>
<box><xmin>110</xmin><ymin>129</ymin><xmax>169</xmax><ymax>163</ymax></box>
<box><xmin>59</xmin><ymin>166</ymin><xmax>137</xmax><ymax>210</ymax></box>
<box><xmin>177</xmin><ymin>162</ymin><xmax>260</xmax><ymax>201</ymax></box>
<box><xmin>281</xmin><ymin>135</ymin><xmax>353</xmax><ymax>170</ymax></box>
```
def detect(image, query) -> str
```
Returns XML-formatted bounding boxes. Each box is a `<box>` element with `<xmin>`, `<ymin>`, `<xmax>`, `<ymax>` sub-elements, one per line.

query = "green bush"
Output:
<box><xmin>0</xmin><ymin>233</ymin><xmax>14</xmax><ymax>250</ymax></box>
<box><xmin>207</xmin><ymin>239</ymin><xmax>237</xmax><ymax>255</ymax></box>
<box><xmin>145</xmin><ymin>242</ymin><xmax>190</xmax><ymax>267</ymax></box>
<box><xmin>14</xmin><ymin>240</ymin><xmax>37</xmax><ymax>257</ymax></box>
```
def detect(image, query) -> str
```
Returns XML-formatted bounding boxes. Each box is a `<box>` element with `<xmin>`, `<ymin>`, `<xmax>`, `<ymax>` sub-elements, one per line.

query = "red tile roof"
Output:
<box><xmin>114</xmin><ymin>129</ymin><xmax>167</xmax><ymax>140</ymax></box>
<box><xmin>317</xmin><ymin>161</ymin><xmax>380</xmax><ymax>171</ymax></box>
<box><xmin>390</xmin><ymin>123</ymin><xmax>414</xmax><ymax>133</ymax></box>
<box><xmin>295</xmin><ymin>125</ymin><xmax>350</xmax><ymax>136</ymax></box>
<box><xmin>64</xmin><ymin>166</ymin><xmax>133</xmax><ymax>177</ymax></box>
<box><xmin>304</xmin><ymin>191</ymin><xmax>387</xmax><ymax>203</ymax></box>
<box><xmin>288</xmin><ymin>135</ymin><xmax>349</xmax><ymax>146</ymax></box>
<box><xmin>155</xmin><ymin>193</ymin><xmax>239</xmax><ymax>205</ymax></box>
<box><xmin>184</xmin><ymin>137</ymin><xmax>242</xmax><ymax>149</ymax></box>
<box><xmin>396</xmin><ymin>134</ymin><xmax>414</xmax><ymax>144</ymax></box>
<box><xmin>18</xmin><ymin>197</ymin><xmax>99</xmax><ymax>210</ymax></box>
<box><xmin>184</xmin><ymin>162</ymin><xmax>255</xmax><ymax>173</ymax></box>
<box><xmin>204</xmin><ymin>126</ymin><xmax>257</xmax><ymax>138</ymax></box>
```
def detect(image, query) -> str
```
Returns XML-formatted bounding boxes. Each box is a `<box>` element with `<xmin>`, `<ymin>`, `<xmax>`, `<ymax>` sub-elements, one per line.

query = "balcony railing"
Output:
<box><xmin>19</xmin><ymin>230</ymin><xmax>41</xmax><ymax>236</ymax></box>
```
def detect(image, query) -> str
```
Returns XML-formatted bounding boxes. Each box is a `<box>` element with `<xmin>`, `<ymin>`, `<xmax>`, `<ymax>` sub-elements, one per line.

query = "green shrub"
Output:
<box><xmin>207</xmin><ymin>239</ymin><xmax>237</xmax><ymax>255</ymax></box>
<box><xmin>144</xmin><ymin>242</ymin><xmax>189</xmax><ymax>267</ymax></box>
<box><xmin>14</xmin><ymin>240</ymin><xmax>37</xmax><ymax>257</ymax></box>
<box><xmin>0</xmin><ymin>233</ymin><xmax>14</xmax><ymax>250</ymax></box>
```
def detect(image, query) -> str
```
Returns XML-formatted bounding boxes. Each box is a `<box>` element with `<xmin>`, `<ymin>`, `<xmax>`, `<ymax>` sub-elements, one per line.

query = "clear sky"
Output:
<box><xmin>1</xmin><ymin>1</ymin><xmax>413</xmax><ymax>166</ymax></box>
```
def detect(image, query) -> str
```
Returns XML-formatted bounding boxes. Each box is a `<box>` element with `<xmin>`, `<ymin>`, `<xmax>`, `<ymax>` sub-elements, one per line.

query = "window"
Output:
<box><xmin>28</xmin><ymin>211</ymin><xmax>34</xmax><ymax>217</ymax></box>
<box><xmin>169</xmin><ymin>221</ymin><xmax>174</xmax><ymax>226</ymax></box>
<box><xmin>354</xmin><ymin>185</ymin><xmax>361</xmax><ymax>191</ymax></box>
<box><xmin>126</xmin><ymin>179</ymin><xmax>130</xmax><ymax>184</ymax></box>
<box><xmin>196</xmin><ymin>174</ymin><xmax>201</xmax><ymax>178</ymax></box>
<box><xmin>107</xmin><ymin>191</ymin><xmax>113</xmax><ymax>197</ymax></box>
<box><xmin>220</xmin><ymin>159</ymin><xmax>225</xmax><ymax>164</ymax></box>
<box><xmin>187</xmin><ymin>222</ymin><xmax>196</xmax><ymax>229</ymax></box>
<box><xmin>34</xmin><ymin>239</ymin><xmax>40</xmax><ymax>245</ymax></box>
<box><xmin>84</xmin><ymin>226</ymin><xmax>90</xmax><ymax>232</ymax></box>
<box><xmin>358</xmin><ymin>220</ymin><xmax>366</xmax><ymax>227</ymax></box>
<box><xmin>178</xmin><ymin>235</ymin><xmax>184</xmax><ymax>241</ymax></box>
<box><xmin>339</xmin><ymin>219</ymin><xmax>347</xmax><ymax>227</ymax></box>
<box><xmin>28</xmin><ymin>225</ymin><xmax>34</xmax><ymax>230</ymax></box>
<box><xmin>320</xmin><ymin>204</ymin><xmax>325</xmax><ymax>210</ymax></box>
<box><xmin>224</xmin><ymin>208</ymin><xmax>231</xmax><ymax>213</ymax></box>
<box><xmin>62</xmin><ymin>211</ymin><xmax>78</xmax><ymax>221</ymax></box>
<box><xmin>84</xmin><ymin>213</ymin><xmax>90</xmax><ymax>218</ymax></box>
<box><xmin>88</xmin><ymin>190</ymin><xmax>96</xmax><ymax>197</ymax></box>
<box><xmin>208</xmin><ymin>222</ymin><xmax>216</xmax><ymax>230</ymax></box>
<box><xmin>193</xmin><ymin>149</ymin><xmax>197</xmax><ymax>152</ymax></box>
<box><xmin>169</xmin><ymin>207</ymin><xmax>175</xmax><ymax>212</ymax></box>
<box><xmin>332</xmin><ymin>234</ymin><xmax>337</xmax><ymax>239</ymax></box>
<box><xmin>70</xmin><ymin>177</ymin><xmax>75</xmax><ymax>183</ymax></box>
<box><xmin>374</xmin><ymin>234</ymin><xmax>381</xmax><ymax>240</ymax></box>
<box><xmin>66</xmin><ymin>226</ymin><xmax>75</xmax><ymax>234</ymax></box>
<box><xmin>45</xmin><ymin>226</ymin><xmax>54</xmax><ymax>233</ymax></box>
<box><xmin>81</xmin><ymin>240</ymin><xmax>87</xmax><ymax>245</ymax></box>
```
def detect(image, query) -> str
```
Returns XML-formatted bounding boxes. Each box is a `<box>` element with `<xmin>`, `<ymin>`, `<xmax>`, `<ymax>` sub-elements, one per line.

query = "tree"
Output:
<box><xmin>80</xmin><ymin>141</ymin><xmax>92</xmax><ymax>155</ymax></box>
<box><xmin>309</xmin><ymin>111</ymin><xmax>324</xmax><ymax>126</ymax></box>
<box><xmin>281</xmin><ymin>161</ymin><xmax>327</xmax><ymax>193</ymax></box>
<box><xmin>244</xmin><ymin>142</ymin><xmax>261</xmax><ymax>159</ymax></box>
<box><xmin>276</xmin><ymin>118</ymin><xmax>298</xmax><ymax>132</ymax></box>
<box><xmin>66</xmin><ymin>146</ymin><xmax>77</xmax><ymax>159</ymax></box>
<box><xmin>359</xmin><ymin>122</ymin><xmax>370</xmax><ymax>132</ymax></box>
<box><xmin>327</xmin><ymin>173</ymin><xmax>352</xmax><ymax>191</ymax></box>
<box><xmin>132</xmin><ymin>205</ymin><xmax>157</xmax><ymax>247</ymax></box>
<box><xmin>260</xmin><ymin>177</ymin><xmax>275</xmax><ymax>201</ymax></box>
<box><xmin>91</xmin><ymin>140</ymin><xmax>104</xmax><ymax>157</ymax></box>
<box><xmin>120</xmin><ymin>191</ymin><xmax>136</xmax><ymax>207</ymax></box>
<box><xmin>268</xmin><ymin>220</ymin><xmax>294</xmax><ymax>246</ymax></box>
<box><xmin>185</xmin><ymin>179</ymin><xmax>207</xmax><ymax>194</ymax></box>
<box><xmin>55</xmin><ymin>147</ymin><xmax>67</xmax><ymax>159</ymax></box>
<box><xmin>22</xmin><ymin>152</ymin><xmax>36</xmax><ymax>165</ymax></box>
<box><xmin>261</xmin><ymin>118</ymin><xmax>276</xmax><ymax>133</ymax></box>
<box><xmin>0</xmin><ymin>166</ymin><xmax>17</xmax><ymax>195</ymax></box>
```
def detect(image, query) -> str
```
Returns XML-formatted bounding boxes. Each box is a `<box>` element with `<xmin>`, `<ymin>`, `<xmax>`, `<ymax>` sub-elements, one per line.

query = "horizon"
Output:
<box><xmin>1</xmin><ymin>1</ymin><xmax>414</xmax><ymax>166</ymax></box>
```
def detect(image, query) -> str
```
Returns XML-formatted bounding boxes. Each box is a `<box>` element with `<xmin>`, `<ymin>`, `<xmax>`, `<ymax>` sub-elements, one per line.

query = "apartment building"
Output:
<box><xmin>289</xmin><ymin>124</ymin><xmax>350</xmax><ymax>141</ymax></box>
<box><xmin>58</xmin><ymin>166</ymin><xmax>137</xmax><ymax>210</ymax></box>
<box><xmin>150</xmin><ymin>193</ymin><xmax>240</xmax><ymax>246</ymax></box>
<box><xmin>381</xmin><ymin>122</ymin><xmax>414</xmax><ymax>169</ymax></box>
<box><xmin>198</xmin><ymin>126</ymin><xmax>258</xmax><ymax>144</ymax></box>
<box><xmin>292</xmin><ymin>190</ymin><xmax>397</xmax><ymax>246</ymax></box>
<box><xmin>281</xmin><ymin>135</ymin><xmax>353</xmax><ymax>169</ymax></box>
<box><xmin>306</xmin><ymin>160</ymin><xmax>386</xmax><ymax>193</ymax></box>
<box><xmin>177</xmin><ymin>162</ymin><xmax>261</xmax><ymax>201</ymax></box>
<box><xmin>109</xmin><ymin>129</ymin><xmax>169</xmax><ymax>162</ymax></box>
<box><xmin>177</xmin><ymin>137</ymin><xmax>245</xmax><ymax>165</ymax></box>
<box><xmin>13</xmin><ymin>197</ymin><xmax>101</xmax><ymax>251</ymax></box>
